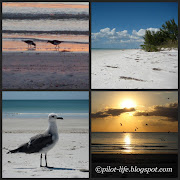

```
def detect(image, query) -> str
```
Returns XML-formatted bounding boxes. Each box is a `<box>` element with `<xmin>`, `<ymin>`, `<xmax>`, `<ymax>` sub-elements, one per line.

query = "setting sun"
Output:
<box><xmin>121</xmin><ymin>99</ymin><xmax>136</xmax><ymax>109</ymax></box>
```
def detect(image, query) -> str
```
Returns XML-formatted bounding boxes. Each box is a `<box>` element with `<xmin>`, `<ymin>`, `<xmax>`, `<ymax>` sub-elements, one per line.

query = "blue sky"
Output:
<box><xmin>3</xmin><ymin>91</ymin><xmax>89</xmax><ymax>100</ymax></box>
<box><xmin>92</xmin><ymin>2</ymin><xmax>178</xmax><ymax>49</ymax></box>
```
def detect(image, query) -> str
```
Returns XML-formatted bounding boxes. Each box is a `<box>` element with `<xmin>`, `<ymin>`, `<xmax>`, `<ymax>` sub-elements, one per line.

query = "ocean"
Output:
<box><xmin>3</xmin><ymin>100</ymin><xmax>89</xmax><ymax>119</ymax></box>
<box><xmin>92</xmin><ymin>132</ymin><xmax>178</xmax><ymax>154</ymax></box>
<box><xmin>2</xmin><ymin>2</ymin><xmax>89</xmax><ymax>52</ymax></box>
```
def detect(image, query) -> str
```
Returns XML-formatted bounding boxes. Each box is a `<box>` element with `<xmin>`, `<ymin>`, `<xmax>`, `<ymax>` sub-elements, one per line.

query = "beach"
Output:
<box><xmin>2</xmin><ymin>52</ymin><xmax>89</xmax><ymax>89</ymax></box>
<box><xmin>2</xmin><ymin>116</ymin><xmax>89</xmax><ymax>178</ymax></box>
<box><xmin>91</xmin><ymin>49</ymin><xmax>178</xmax><ymax>89</ymax></box>
<box><xmin>92</xmin><ymin>154</ymin><xmax>178</xmax><ymax>178</ymax></box>
<box><xmin>2</xmin><ymin>2</ymin><xmax>89</xmax><ymax>90</ymax></box>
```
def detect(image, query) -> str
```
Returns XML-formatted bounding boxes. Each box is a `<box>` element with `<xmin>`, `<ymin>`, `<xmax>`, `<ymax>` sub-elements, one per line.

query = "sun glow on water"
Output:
<box><xmin>124</xmin><ymin>134</ymin><xmax>131</xmax><ymax>145</ymax></box>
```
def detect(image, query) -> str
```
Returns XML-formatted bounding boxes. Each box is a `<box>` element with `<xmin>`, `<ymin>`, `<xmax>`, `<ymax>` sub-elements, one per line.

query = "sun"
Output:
<box><xmin>121</xmin><ymin>99</ymin><xmax>136</xmax><ymax>109</ymax></box>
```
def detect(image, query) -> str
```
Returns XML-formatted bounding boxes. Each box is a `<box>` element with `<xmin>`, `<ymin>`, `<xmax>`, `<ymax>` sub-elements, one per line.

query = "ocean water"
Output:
<box><xmin>3</xmin><ymin>100</ymin><xmax>89</xmax><ymax>119</ymax></box>
<box><xmin>2</xmin><ymin>2</ymin><xmax>89</xmax><ymax>52</ymax></box>
<box><xmin>92</xmin><ymin>132</ymin><xmax>178</xmax><ymax>154</ymax></box>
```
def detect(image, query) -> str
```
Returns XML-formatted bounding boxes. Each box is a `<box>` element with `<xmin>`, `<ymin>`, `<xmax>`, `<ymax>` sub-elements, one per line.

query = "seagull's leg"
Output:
<box><xmin>45</xmin><ymin>153</ymin><xmax>48</xmax><ymax>167</ymax></box>
<box><xmin>40</xmin><ymin>154</ymin><xmax>43</xmax><ymax>167</ymax></box>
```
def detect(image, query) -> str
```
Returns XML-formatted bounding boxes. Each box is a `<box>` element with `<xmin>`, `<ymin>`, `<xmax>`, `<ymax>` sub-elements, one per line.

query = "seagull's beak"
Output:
<box><xmin>57</xmin><ymin>117</ymin><xmax>63</xmax><ymax>120</ymax></box>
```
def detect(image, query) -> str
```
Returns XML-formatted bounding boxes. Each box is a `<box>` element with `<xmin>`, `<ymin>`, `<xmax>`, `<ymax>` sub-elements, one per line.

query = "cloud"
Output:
<box><xmin>91</xmin><ymin>107</ymin><xmax>135</xmax><ymax>118</ymax></box>
<box><xmin>132</xmin><ymin>28</ymin><xmax>159</xmax><ymax>37</ymax></box>
<box><xmin>134</xmin><ymin>102</ymin><xmax>178</xmax><ymax>122</ymax></box>
<box><xmin>92</xmin><ymin>27</ymin><xmax>160</xmax><ymax>48</ymax></box>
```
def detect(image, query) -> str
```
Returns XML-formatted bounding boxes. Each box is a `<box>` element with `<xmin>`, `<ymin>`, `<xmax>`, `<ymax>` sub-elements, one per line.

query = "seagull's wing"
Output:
<box><xmin>9</xmin><ymin>133</ymin><xmax>53</xmax><ymax>154</ymax></box>
<box><xmin>26</xmin><ymin>133</ymin><xmax>53</xmax><ymax>153</ymax></box>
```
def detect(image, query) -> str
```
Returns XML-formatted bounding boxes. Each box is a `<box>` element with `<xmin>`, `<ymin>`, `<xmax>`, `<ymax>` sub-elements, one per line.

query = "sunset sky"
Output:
<box><xmin>91</xmin><ymin>91</ymin><xmax>178</xmax><ymax>132</ymax></box>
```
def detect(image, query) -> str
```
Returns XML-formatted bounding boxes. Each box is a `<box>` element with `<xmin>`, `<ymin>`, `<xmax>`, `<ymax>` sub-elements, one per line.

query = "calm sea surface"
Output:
<box><xmin>2</xmin><ymin>2</ymin><xmax>89</xmax><ymax>52</ymax></box>
<box><xmin>92</xmin><ymin>132</ymin><xmax>178</xmax><ymax>154</ymax></box>
<box><xmin>3</xmin><ymin>100</ymin><xmax>89</xmax><ymax>119</ymax></box>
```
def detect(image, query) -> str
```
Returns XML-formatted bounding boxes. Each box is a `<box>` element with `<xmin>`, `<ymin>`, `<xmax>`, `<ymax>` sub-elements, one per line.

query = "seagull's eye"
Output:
<box><xmin>52</xmin><ymin>116</ymin><xmax>54</xmax><ymax>118</ymax></box>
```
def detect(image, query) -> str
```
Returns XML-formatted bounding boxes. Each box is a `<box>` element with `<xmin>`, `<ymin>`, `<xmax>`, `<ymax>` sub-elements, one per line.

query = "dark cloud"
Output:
<box><xmin>91</xmin><ymin>107</ymin><xmax>135</xmax><ymax>119</ymax></box>
<box><xmin>134</xmin><ymin>102</ymin><xmax>178</xmax><ymax>122</ymax></box>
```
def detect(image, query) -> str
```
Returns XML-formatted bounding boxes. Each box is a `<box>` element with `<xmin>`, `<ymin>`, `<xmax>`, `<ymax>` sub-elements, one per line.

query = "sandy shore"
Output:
<box><xmin>2</xmin><ymin>117</ymin><xmax>89</xmax><ymax>178</ymax></box>
<box><xmin>92</xmin><ymin>49</ymin><xmax>178</xmax><ymax>89</ymax></box>
<box><xmin>92</xmin><ymin>154</ymin><xmax>178</xmax><ymax>178</ymax></box>
<box><xmin>3</xmin><ymin>52</ymin><xmax>89</xmax><ymax>89</ymax></box>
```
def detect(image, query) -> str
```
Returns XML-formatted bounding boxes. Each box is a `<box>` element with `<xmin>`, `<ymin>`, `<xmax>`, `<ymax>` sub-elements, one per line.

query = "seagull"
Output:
<box><xmin>47</xmin><ymin>40</ymin><xmax>63</xmax><ymax>49</ymax></box>
<box><xmin>7</xmin><ymin>113</ymin><xmax>63</xmax><ymax>167</ymax></box>
<box><xmin>23</xmin><ymin>40</ymin><xmax>36</xmax><ymax>49</ymax></box>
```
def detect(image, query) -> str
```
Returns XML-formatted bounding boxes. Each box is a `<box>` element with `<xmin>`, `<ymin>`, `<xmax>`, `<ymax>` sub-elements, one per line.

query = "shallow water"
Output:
<box><xmin>3</xmin><ymin>100</ymin><xmax>89</xmax><ymax>119</ymax></box>
<box><xmin>2</xmin><ymin>2</ymin><xmax>89</xmax><ymax>52</ymax></box>
<box><xmin>92</xmin><ymin>132</ymin><xmax>178</xmax><ymax>154</ymax></box>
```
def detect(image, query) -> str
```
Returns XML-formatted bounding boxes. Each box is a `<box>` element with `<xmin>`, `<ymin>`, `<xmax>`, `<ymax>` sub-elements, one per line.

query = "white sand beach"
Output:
<box><xmin>2</xmin><ymin>117</ymin><xmax>89</xmax><ymax>178</ymax></box>
<box><xmin>91</xmin><ymin>49</ymin><xmax>178</xmax><ymax>89</ymax></box>
<box><xmin>2</xmin><ymin>52</ymin><xmax>89</xmax><ymax>89</ymax></box>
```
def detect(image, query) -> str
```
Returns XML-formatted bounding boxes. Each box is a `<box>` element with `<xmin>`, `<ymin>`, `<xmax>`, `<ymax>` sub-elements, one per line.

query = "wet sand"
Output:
<box><xmin>3</xmin><ymin>52</ymin><xmax>89</xmax><ymax>89</ymax></box>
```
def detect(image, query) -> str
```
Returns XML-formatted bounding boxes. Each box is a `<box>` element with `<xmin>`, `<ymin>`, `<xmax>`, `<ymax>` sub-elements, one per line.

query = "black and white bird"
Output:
<box><xmin>47</xmin><ymin>40</ymin><xmax>62</xmax><ymax>49</ymax></box>
<box><xmin>7</xmin><ymin>113</ymin><xmax>63</xmax><ymax>167</ymax></box>
<box><xmin>23</xmin><ymin>40</ymin><xmax>36</xmax><ymax>49</ymax></box>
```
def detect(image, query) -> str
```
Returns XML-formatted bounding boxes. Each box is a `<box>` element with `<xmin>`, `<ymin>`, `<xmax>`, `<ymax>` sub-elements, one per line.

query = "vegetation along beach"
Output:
<box><xmin>91</xmin><ymin>2</ymin><xmax>178</xmax><ymax>89</ymax></box>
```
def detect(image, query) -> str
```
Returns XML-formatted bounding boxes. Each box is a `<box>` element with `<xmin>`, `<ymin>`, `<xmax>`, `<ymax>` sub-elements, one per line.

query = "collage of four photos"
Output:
<box><xmin>1</xmin><ymin>1</ymin><xmax>178</xmax><ymax>179</ymax></box>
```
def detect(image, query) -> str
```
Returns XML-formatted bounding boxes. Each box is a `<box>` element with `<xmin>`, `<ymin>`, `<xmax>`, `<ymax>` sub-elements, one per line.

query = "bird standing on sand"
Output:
<box><xmin>7</xmin><ymin>113</ymin><xmax>63</xmax><ymax>167</ymax></box>
<box><xmin>47</xmin><ymin>40</ymin><xmax>63</xmax><ymax>49</ymax></box>
<box><xmin>23</xmin><ymin>40</ymin><xmax>36</xmax><ymax>49</ymax></box>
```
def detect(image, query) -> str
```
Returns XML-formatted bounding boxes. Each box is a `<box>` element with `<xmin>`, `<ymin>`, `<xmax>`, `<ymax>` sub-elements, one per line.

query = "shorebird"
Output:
<box><xmin>23</xmin><ymin>40</ymin><xmax>36</xmax><ymax>49</ymax></box>
<box><xmin>120</xmin><ymin>123</ymin><xmax>122</xmax><ymax>126</ymax></box>
<box><xmin>47</xmin><ymin>40</ymin><xmax>62</xmax><ymax>49</ymax></box>
<box><xmin>7</xmin><ymin>113</ymin><xmax>63</xmax><ymax>167</ymax></box>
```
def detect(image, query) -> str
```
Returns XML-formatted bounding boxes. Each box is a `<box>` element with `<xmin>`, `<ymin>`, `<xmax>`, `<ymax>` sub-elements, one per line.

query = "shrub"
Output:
<box><xmin>141</xmin><ymin>19</ymin><xmax>178</xmax><ymax>52</ymax></box>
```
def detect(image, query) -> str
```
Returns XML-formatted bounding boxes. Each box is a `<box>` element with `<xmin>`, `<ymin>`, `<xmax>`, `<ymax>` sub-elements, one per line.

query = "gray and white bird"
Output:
<box><xmin>7</xmin><ymin>113</ymin><xmax>63</xmax><ymax>167</ymax></box>
<box><xmin>23</xmin><ymin>40</ymin><xmax>36</xmax><ymax>49</ymax></box>
<box><xmin>47</xmin><ymin>40</ymin><xmax>62</xmax><ymax>49</ymax></box>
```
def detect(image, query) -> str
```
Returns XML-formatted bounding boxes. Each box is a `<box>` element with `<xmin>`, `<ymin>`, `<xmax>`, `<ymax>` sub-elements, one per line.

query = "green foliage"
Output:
<box><xmin>141</xmin><ymin>19</ymin><xmax>178</xmax><ymax>52</ymax></box>
<box><xmin>140</xmin><ymin>44</ymin><xmax>159</xmax><ymax>52</ymax></box>
<box><xmin>160</xmin><ymin>19</ymin><xmax>178</xmax><ymax>42</ymax></box>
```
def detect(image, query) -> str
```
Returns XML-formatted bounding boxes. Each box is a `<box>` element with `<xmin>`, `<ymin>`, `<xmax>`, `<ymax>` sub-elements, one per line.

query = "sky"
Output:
<box><xmin>91</xmin><ymin>2</ymin><xmax>178</xmax><ymax>49</ymax></box>
<box><xmin>2</xmin><ymin>91</ymin><xmax>89</xmax><ymax>100</ymax></box>
<box><xmin>91</xmin><ymin>91</ymin><xmax>178</xmax><ymax>132</ymax></box>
